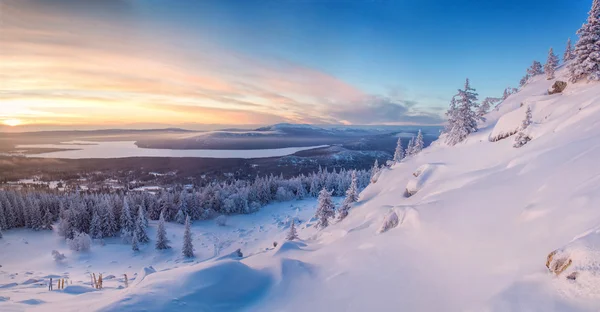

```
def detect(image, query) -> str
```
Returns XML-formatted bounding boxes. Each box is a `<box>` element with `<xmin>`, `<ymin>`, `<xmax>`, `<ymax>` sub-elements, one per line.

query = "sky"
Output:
<box><xmin>0</xmin><ymin>0</ymin><xmax>592</xmax><ymax>131</ymax></box>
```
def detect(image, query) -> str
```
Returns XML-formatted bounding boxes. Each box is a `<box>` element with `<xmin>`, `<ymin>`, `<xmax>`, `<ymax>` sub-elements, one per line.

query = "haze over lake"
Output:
<box><xmin>15</xmin><ymin>141</ymin><xmax>328</xmax><ymax>159</ymax></box>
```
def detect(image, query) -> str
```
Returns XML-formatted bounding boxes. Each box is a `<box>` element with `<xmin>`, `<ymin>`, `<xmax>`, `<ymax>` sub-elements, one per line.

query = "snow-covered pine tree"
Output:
<box><xmin>337</xmin><ymin>171</ymin><xmax>359</xmax><ymax>221</ymax></box>
<box><xmin>527</xmin><ymin>61</ymin><xmax>544</xmax><ymax>77</ymax></box>
<box><xmin>514</xmin><ymin>106</ymin><xmax>533</xmax><ymax>148</ymax></box>
<box><xmin>393</xmin><ymin>137</ymin><xmax>404</xmax><ymax>163</ymax></box>
<box><xmin>132</xmin><ymin>232</ymin><xmax>139</xmax><ymax>252</ymax></box>
<box><xmin>42</xmin><ymin>205</ymin><xmax>53</xmax><ymax>230</ymax></box>
<box><xmin>570</xmin><ymin>0</ymin><xmax>600</xmax><ymax>82</ymax></box>
<box><xmin>445</xmin><ymin>78</ymin><xmax>479</xmax><ymax>146</ymax></box>
<box><xmin>347</xmin><ymin>170</ymin><xmax>359</xmax><ymax>203</ymax></box>
<box><xmin>544</xmin><ymin>47</ymin><xmax>560</xmax><ymax>80</ymax></box>
<box><xmin>135</xmin><ymin>206</ymin><xmax>150</xmax><ymax>243</ymax></box>
<box><xmin>519</xmin><ymin>74</ymin><xmax>530</xmax><ymax>87</ymax></box>
<box><xmin>413</xmin><ymin>130</ymin><xmax>424</xmax><ymax>155</ymax></box>
<box><xmin>564</xmin><ymin>37</ymin><xmax>575</xmax><ymax>62</ymax></box>
<box><xmin>286</xmin><ymin>219</ymin><xmax>298</xmax><ymax>240</ymax></box>
<box><xmin>100</xmin><ymin>200</ymin><xmax>117</xmax><ymax>238</ymax></box>
<box><xmin>370</xmin><ymin>159</ymin><xmax>381</xmax><ymax>183</ymax></box>
<box><xmin>444</xmin><ymin>96</ymin><xmax>458</xmax><ymax>135</ymax></box>
<box><xmin>314</xmin><ymin>188</ymin><xmax>335</xmax><ymax>229</ymax></box>
<box><xmin>406</xmin><ymin>137</ymin><xmax>415</xmax><ymax>156</ymax></box>
<box><xmin>155</xmin><ymin>211</ymin><xmax>171</xmax><ymax>250</ymax></box>
<box><xmin>121</xmin><ymin>199</ymin><xmax>135</xmax><ymax>240</ymax></box>
<box><xmin>182</xmin><ymin>215</ymin><xmax>194</xmax><ymax>258</ymax></box>
<box><xmin>90</xmin><ymin>210</ymin><xmax>102</xmax><ymax>239</ymax></box>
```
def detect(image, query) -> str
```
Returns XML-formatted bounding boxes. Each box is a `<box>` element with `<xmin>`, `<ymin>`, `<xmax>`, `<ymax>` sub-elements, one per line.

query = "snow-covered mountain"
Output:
<box><xmin>3</xmin><ymin>64</ymin><xmax>600</xmax><ymax>312</ymax></box>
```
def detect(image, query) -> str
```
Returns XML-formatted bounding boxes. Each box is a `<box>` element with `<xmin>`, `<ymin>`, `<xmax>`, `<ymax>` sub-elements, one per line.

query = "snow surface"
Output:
<box><xmin>15</xmin><ymin>141</ymin><xmax>328</xmax><ymax>159</ymax></box>
<box><xmin>3</xmin><ymin>65</ymin><xmax>600</xmax><ymax>311</ymax></box>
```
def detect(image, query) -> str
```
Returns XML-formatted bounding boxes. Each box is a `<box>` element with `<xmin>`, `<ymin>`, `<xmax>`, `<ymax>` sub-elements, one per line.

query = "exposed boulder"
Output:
<box><xmin>378</xmin><ymin>211</ymin><xmax>400</xmax><ymax>233</ymax></box>
<box><xmin>545</xmin><ymin>227</ymin><xmax>600</xmax><ymax>282</ymax></box>
<box><xmin>548</xmin><ymin>81</ymin><xmax>567</xmax><ymax>95</ymax></box>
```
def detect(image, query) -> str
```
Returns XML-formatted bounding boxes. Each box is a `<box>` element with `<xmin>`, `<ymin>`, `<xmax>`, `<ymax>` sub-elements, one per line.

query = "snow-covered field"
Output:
<box><xmin>3</xmin><ymin>64</ymin><xmax>600</xmax><ymax>311</ymax></box>
<box><xmin>15</xmin><ymin>141</ymin><xmax>328</xmax><ymax>159</ymax></box>
<box><xmin>0</xmin><ymin>198</ymin><xmax>339</xmax><ymax>311</ymax></box>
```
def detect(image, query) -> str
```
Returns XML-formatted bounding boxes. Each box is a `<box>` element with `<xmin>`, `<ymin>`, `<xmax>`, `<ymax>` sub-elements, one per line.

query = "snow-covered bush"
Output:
<box><xmin>67</xmin><ymin>232</ymin><xmax>91</xmax><ymax>252</ymax></box>
<box><xmin>216</xmin><ymin>215</ymin><xmax>227</xmax><ymax>226</ymax></box>
<box><xmin>52</xmin><ymin>250</ymin><xmax>66</xmax><ymax>262</ymax></box>
<box><xmin>378</xmin><ymin>211</ymin><xmax>400</xmax><ymax>233</ymax></box>
<box><xmin>275</xmin><ymin>187</ymin><xmax>294</xmax><ymax>202</ymax></box>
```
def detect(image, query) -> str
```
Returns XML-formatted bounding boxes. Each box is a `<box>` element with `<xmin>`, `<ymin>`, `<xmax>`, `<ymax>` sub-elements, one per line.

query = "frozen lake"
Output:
<box><xmin>16</xmin><ymin>141</ymin><xmax>328</xmax><ymax>159</ymax></box>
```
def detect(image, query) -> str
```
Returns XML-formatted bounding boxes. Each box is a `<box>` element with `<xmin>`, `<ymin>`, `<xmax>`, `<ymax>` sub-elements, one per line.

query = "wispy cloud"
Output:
<box><xmin>0</xmin><ymin>0</ymin><xmax>444</xmax><ymax>127</ymax></box>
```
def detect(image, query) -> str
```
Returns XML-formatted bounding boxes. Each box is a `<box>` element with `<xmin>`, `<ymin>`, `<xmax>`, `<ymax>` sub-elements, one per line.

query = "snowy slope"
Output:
<box><xmin>3</xmin><ymin>64</ymin><xmax>600</xmax><ymax>311</ymax></box>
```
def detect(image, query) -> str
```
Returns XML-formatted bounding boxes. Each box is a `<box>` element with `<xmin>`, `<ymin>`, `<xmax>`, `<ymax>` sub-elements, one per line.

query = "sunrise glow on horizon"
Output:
<box><xmin>0</xmin><ymin>0</ymin><xmax>587</xmax><ymax>130</ymax></box>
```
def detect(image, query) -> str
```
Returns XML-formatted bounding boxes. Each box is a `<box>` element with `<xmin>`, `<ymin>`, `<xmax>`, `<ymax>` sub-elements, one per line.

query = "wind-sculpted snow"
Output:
<box><xmin>97</xmin><ymin>261</ymin><xmax>272</xmax><ymax>312</ymax></box>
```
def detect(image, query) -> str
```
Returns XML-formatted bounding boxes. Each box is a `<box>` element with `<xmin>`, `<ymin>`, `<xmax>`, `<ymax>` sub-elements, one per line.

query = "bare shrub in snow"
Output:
<box><xmin>378</xmin><ymin>211</ymin><xmax>400</xmax><ymax>233</ymax></box>
<box><xmin>52</xmin><ymin>250</ymin><xmax>66</xmax><ymax>262</ymax></box>
<box><xmin>215</xmin><ymin>215</ymin><xmax>227</xmax><ymax>226</ymax></box>
<box><xmin>67</xmin><ymin>232</ymin><xmax>91</xmax><ymax>252</ymax></box>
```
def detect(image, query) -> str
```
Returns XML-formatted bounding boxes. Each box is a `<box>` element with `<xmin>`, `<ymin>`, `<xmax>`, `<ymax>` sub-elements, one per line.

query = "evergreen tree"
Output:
<box><xmin>445</xmin><ymin>78</ymin><xmax>479</xmax><ymax>146</ymax></box>
<box><xmin>182</xmin><ymin>215</ymin><xmax>194</xmax><ymax>258</ymax></box>
<box><xmin>514</xmin><ymin>106</ymin><xmax>533</xmax><ymax>148</ymax></box>
<box><xmin>564</xmin><ymin>37</ymin><xmax>575</xmax><ymax>62</ymax></box>
<box><xmin>406</xmin><ymin>137</ymin><xmax>415</xmax><ymax>156</ymax></box>
<box><xmin>444</xmin><ymin>96</ymin><xmax>458</xmax><ymax>135</ymax></box>
<box><xmin>132</xmin><ymin>232</ymin><xmax>139</xmax><ymax>252</ymax></box>
<box><xmin>370</xmin><ymin>159</ymin><xmax>381</xmax><ymax>183</ymax></box>
<box><xmin>527</xmin><ymin>61</ymin><xmax>544</xmax><ymax>77</ymax></box>
<box><xmin>42</xmin><ymin>205</ymin><xmax>53</xmax><ymax>230</ymax></box>
<box><xmin>121</xmin><ymin>199</ymin><xmax>135</xmax><ymax>238</ymax></box>
<box><xmin>155</xmin><ymin>211</ymin><xmax>171</xmax><ymax>250</ymax></box>
<box><xmin>570</xmin><ymin>0</ymin><xmax>600</xmax><ymax>82</ymax></box>
<box><xmin>286</xmin><ymin>219</ymin><xmax>298</xmax><ymax>240</ymax></box>
<box><xmin>393</xmin><ymin>137</ymin><xmax>404</xmax><ymax>163</ymax></box>
<box><xmin>346</xmin><ymin>171</ymin><xmax>359</xmax><ymax>203</ymax></box>
<box><xmin>314</xmin><ymin>188</ymin><xmax>335</xmax><ymax>229</ymax></box>
<box><xmin>338</xmin><ymin>171</ymin><xmax>359</xmax><ymax>221</ymax></box>
<box><xmin>135</xmin><ymin>206</ymin><xmax>150</xmax><ymax>243</ymax></box>
<box><xmin>90</xmin><ymin>211</ymin><xmax>102</xmax><ymax>239</ymax></box>
<box><xmin>102</xmin><ymin>201</ymin><xmax>118</xmax><ymax>237</ymax></box>
<box><xmin>0</xmin><ymin>227</ymin><xmax>3</xmax><ymax>239</ymax></box>
<box><xmin>520</xmin><ymin>74</ymin><xmax>530</xmax><ymax>87</ymax></box>
<box><xmin>413</xmin><ymin>130</ymin><xmax>424</xmax><ymax>155</ymax></box>
<box><xmin>545</xmin><ymin>47</ymin><xmax>560</xmax><ymax>80</ymax></box>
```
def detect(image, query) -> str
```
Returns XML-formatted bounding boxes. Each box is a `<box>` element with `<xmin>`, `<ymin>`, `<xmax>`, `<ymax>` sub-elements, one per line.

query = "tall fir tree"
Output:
<box><xmin>370</xmin><ymin>159</ymin><xmax>381</xmax><ymax>183</ymax></box>
<box><xmin>182</xmin><ymin>215</ymin><xmax>194</xmax><ymax>258</ymax></box>
<box><xmin>412</xmin><ymin>130</ymin><xmax>424</xmax><ymax>155</ymax></box>
<box><xmin>286</xmin><ymin>219</ymin><xmax>298</xmax><ymax>240</ymax></box>
<box><xmin>135</xmin><ymin>206</ymin><xmax>150</xmax><ymax>243</ymax></box>
<box><xmin>570</xmin><ymin>0</ymin><xmax>600</xmax><ymax>82</ymax></box>
<box><xmin>314</xmin><ymin>188</ymin><xmax>335</xmax><ymax>229</ymax></box>
<box><xmin>338</xmin><ymin>171</ymin><xmax>359</xmax><ymax>221</ymax></box>
<box><xmin>121</xmin><ymin>199</ymin><xmax>135</xmax><ymax>240</ymax></box>
<box><xmin>514</xmin><ymin>106</ymin><xmax>533</xmax><ymax>148</ymax></box>
<box><xmin>393</xmin><ymin>137</ymin><xmax>404</xmax><ymax>163</ymax></box>
<box><xmin>445</xmin><ymin>78</ymin><xmax>479</xmax><ymax>146</ymax></box>
<box><xmin>564</xmin><ymin>38</ymin><xmax>575</xmax><ymax>62</ymax></box>
<box><xmin>155</xmin><ymin>211</ymin><xmax>171</xmax><ymax>250</ymax></box>
<box><xmin>544</xmin><ymin>47</ymin><xmax>560</xmax><ymax>80</ymax></box>
<box><xmin>406</xmin><ymin>137</ymin><xmax>415</xmax><ymax>156</ymax></box>
<box><xmin>90</xmin><ymin>211</ymin><xmax>102</xmax><ymax>239</ymax></box>
<box><xmin>444</xmin><ymin>96</ymin><xmax>458</xmax><ymax>135</ymax></box>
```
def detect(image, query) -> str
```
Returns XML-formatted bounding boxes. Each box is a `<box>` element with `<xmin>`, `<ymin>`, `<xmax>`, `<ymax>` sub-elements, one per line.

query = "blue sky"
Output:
<box><xmin>0</xmin><ymin>0</ymin><xmax>593</xmax><ymax>129</ymax></box>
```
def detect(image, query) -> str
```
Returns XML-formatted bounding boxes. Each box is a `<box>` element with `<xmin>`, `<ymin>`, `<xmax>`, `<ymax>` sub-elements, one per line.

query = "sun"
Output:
<box><xmin>3</xmin><ymin>119</ymin><xmax>22</xmax><ymax>127</ymax></box>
